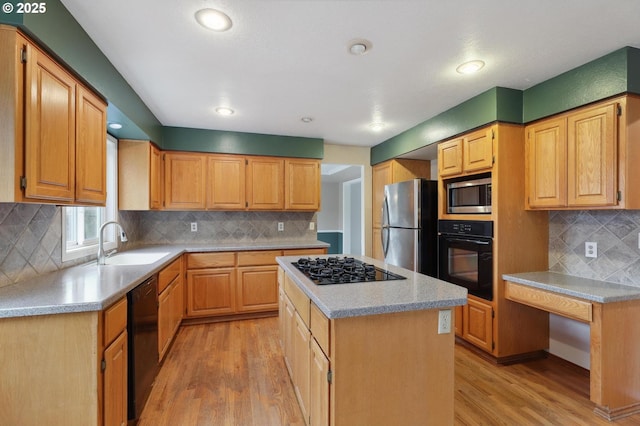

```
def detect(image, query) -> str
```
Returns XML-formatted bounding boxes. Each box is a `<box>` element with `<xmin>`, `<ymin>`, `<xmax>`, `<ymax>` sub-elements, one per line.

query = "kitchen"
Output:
<box><xmin>2</xmin><ymin>1</ymin><xmax>640</xmax><ymax>425</ymax></box>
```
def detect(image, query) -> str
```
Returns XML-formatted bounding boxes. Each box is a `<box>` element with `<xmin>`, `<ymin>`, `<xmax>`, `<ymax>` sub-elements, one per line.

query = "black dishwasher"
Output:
<box><xmin>127</xmin><ymin>275</ymin><xmax>159</xmax><ymax>421</ymax></box>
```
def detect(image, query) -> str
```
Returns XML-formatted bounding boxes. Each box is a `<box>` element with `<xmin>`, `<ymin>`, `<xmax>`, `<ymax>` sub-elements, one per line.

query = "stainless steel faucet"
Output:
<box><xmin>97</xmin><ymin>221</ymin><xmax>128</xmax><ymax>265</ymax></box>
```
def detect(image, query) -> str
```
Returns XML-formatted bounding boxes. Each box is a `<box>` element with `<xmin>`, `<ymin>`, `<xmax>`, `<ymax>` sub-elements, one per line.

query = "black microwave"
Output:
<box><xmin>446</xmin><ymin>175</ymin><xmax>491</xmax><ymax>214</ymax></box>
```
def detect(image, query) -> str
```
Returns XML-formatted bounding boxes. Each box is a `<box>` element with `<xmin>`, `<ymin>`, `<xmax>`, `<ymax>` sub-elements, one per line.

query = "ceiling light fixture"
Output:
<box><xmin>456</xmin><ymin>60</ymin><xmax>485</xmax><ymax>75</ymax></box>
<box><xmin>301</xmin><ymin>117</ymin><xmax>313</xmax><ymax>123</ymax></box>
<box><xmin>195</xmin><ymin>8</ymin><xmax>233</xmax><ymax>31</ymax></box>
<box><xmin>348</xmin><ymin>39</ymin><xmax>372</xmax><ymax>55</ymax></box>
<box><xmin>108</xmin><ymin>122</ymin><xmax>123</xmax><ymax>130</ymax></box>
<box><xmin>369</xmin><ymin>122</ymin><xmax>385</xmax><ymax>132</ymax></box>
<box><xmin>215</xmin><ymin>107</ymin><xmax>234</xmax><ymax>116</ymax></box>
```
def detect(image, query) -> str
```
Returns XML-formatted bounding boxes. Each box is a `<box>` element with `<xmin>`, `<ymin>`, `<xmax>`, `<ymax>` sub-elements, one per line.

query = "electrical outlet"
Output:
<box><xmin>438</xmin><ymin>309</ymin><xmax>452</xmax><ymax>334</ymax></box>
<box><xmin>278</xmin><ymin>222</ymin><xmax>284</xmax><ymax>232</ymax></box>
<box><xmin>585</xmin><ymin>241</ymin><xmax>597</xmax><ymax>258</ymax></box>
<box><xmin>191</xmin><ymin>222</ymin><xmax>197</xmax><ymax>232</ymax></box>
<box><xmin>309</xmin><ymin>222</ymin><xmax>315</xmax><ymax>231</ymax></box>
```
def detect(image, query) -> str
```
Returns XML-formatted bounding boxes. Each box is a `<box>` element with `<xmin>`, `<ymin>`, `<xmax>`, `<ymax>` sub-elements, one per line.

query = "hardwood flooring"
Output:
<box><xmin>139</xmin><ymin>317</ymin><xmax>640</xmax><ymax>425</ymax></box>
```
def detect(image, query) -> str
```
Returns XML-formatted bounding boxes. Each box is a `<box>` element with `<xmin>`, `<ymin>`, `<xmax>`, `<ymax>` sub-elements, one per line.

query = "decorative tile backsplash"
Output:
<box><xmin>549</xmin><ymin>210</ymin><xmax>640</xmax><ymax>287</ymax></box>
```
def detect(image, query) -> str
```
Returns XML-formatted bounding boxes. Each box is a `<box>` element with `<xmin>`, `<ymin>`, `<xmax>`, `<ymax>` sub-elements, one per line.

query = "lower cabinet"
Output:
<box><xmin>309</xmin><ymin>338</ymin><xmax>330</xmax><ymax>426</ymax></box>
<box><xmin>103</xmin><ymin>297</ymin><xmax>128</xmax><ymax>426</ymax></box>
<box><xmin>158</xmin><ymin>257</ymin><xmax>184</xmax><ymax>361</ymax></box>
<box><xmin>462</xmin><ymin>296</ymin><xmax>493</xmax><ymax>352</ymax></box>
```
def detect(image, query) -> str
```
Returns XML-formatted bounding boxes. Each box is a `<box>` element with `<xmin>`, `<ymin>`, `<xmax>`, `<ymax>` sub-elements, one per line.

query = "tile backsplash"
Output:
<box><xmin>549</xmin><ymin>210</ymin><xmax>640</xmax><ymax>286</ymax></box>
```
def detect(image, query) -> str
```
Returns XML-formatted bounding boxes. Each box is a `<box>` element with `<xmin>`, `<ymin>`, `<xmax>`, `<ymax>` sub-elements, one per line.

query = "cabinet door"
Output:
<box><xmin>158</xmin><ymin>284</ymin><xmax>172</xmax><ymax>361</ymax></box>
<box><xmin>24</xmin><ymin>44</ymin><xmax>76</xmax><ymax>202</ymax></box>
<box><xmin>149</xmin><ymin>144</ymin><xmax>163</xmax><ymax>209</ymax></box>
<box><xmin>463</xmin><ymin>127</ymin><xmax>493</xmax><ymax>173</ymax></box>
<box><xmin>246</xmin><ymin>157</ymin><xmax>284</xmax><ymax>210</ymax></box>
<box><xmin>104</xmin><ymin>330</ymin><xmax>127</xmax><ymax>426</ymax></box>
<box><xmin>283</xmin><ymin>294</ymin><xmax>295</xmax><ymax>378</ymax></box>
<box><xmin>309</xmin><ymin>338</ymin><xmax>330</xmax><ymax>426</ymax></box>
<box><xmin>454</xmin><ymin>305</ymin><xmax>463</xmax><ymax>337</ymax></box>
<box><xmin>525</xmin><ymin>118</ymin><xmax>567</xmax><ymax>208</ymax></box>
<box><xmin>372</xmin><ymin>161</ymin><xmax>392</xmax><ymax>228</ymax></box>
<box><xmin>172</xmin><ymin>274</ymin><xmax>184</xmax><ymax>333</ymax></box>
<box><xmin>285</xmin><ymin>159</ymin><xmax>320</xmax><ymax>210</ymax></box>
<box><xmin>186</xmin><ymin>268</ymin><xmax>236</xmax><ymax>317</ymax></box>
<box><xmin>372</xmin><ymin>227</ymin><xmax>384</xmax><ymax>261</ymax></box>
<box><xmin>75</xmin><ymin>85</ymin><xmax>107</xmax><ymax>205</ymax></box>
<box><xmin>567</xmin><ymin>102</ymin><xmax>618</xmax><ymax>207</ymax></box>
<box><xmin>463</xmin><ymin>297</ymin><xmax>493</xmax><ymax>353</ymax></box>
<box><xmin>164</xmin><ymin>152</ymin><xmax>206</xmax><ymax>210</ymax></box>
<box><xmin>236</xmin><ymin>266</ymin><xmax>279</xmax><ymax>313</ymax></box>
<box><xmin>293</xmin><ymin>311</ymin><xmax>311</xmax><ymax>423</ymax></box>
<box><xmin>207</xmin><ymin>154</ymin><xmax>246</xmax><ymax>210</ymax></box>
<box><xmin>278</xmin><ymin>284</ymin><xmax>285</xmax><ymax>349</ymax></box>
<box><xmin>438</xmin><ymin>138</ymin><xmax>463</xmax><ymax>177</ymax></box>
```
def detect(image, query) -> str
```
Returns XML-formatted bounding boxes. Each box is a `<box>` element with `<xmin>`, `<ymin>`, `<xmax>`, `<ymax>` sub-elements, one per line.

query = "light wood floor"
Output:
<box><xmin>139</xmin><ymin>317</ymin><xmax>640</xmax><ymax>425</ymax></box>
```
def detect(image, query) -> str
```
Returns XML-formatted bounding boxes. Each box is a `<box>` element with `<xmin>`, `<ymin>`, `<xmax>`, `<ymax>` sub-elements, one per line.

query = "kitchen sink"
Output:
<box><xmin>103</xmin><ymin>252</ymin><xmax>170</xmax><ymax>266</ymax></box>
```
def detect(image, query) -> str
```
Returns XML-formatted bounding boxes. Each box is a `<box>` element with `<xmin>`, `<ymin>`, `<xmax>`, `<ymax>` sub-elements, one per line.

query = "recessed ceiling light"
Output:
<box><xmin>195</xmin><ymin>8</ymin><xmax>232</xmax><ymax>31</ymax></box>
<box><xmin>215</xmin><ymin>107</ymin><xmax>234</xmax><ymax>116</ymax></box>
<box><xmin>369</xmin><ymin>122</ymin><xmax>385</xmax><ymax>132</ymax></box>
<box><xmin>108</xmin><ymin>122</ymin><xmax>122</xmax><ymax>130</ymax></box>
<box><xmin>456</xmin><ymin>60</ymin><xmax>485</xmax><ymax>75</ymax></box>
<box><xmin>348</xmin><ymin>39</ymin><xmax>372</xmax><ymax>55</ymax></box>
<box><xmin>301</xmin><ymin>117</ymin><xmax>313</xmax><ymax>123</ymax></box>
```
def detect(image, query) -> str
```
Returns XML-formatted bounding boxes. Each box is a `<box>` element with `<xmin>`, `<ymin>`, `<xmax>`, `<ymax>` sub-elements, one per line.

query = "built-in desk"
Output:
<box><xmin>503</xmin><ymin>272</ymin><xmax>640</xmax><ymax>421</ymax></box>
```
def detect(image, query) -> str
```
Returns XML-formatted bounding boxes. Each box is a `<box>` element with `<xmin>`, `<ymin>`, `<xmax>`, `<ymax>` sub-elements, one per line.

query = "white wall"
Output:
<box><xmin>318</xmin><ymin>182</ymin><xmax>342</xmax><ymax>231</ymax></box>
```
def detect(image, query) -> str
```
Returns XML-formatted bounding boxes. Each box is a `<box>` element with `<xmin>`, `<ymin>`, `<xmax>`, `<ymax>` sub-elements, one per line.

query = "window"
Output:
<box><xmin>62</xmin><ymin>134</ymin><xmax>118</xmax><ymax>261</ymax></box>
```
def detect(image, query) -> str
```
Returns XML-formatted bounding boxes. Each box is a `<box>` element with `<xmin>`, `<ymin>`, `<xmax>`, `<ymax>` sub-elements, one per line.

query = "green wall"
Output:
<box><xmin>163</xmin><ymin>127</ymin><xmax>323</xmax><ymax>158</ymax></box>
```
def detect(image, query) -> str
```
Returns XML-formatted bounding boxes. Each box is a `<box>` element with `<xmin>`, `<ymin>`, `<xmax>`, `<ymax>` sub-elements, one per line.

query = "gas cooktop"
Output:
<box><xmin>292</xmin><ymin>257</ymin><xmax>406</xmax><ymax>285</ymax></box>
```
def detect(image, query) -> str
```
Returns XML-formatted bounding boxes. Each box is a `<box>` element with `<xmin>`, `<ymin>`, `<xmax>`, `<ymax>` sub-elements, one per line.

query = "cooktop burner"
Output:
<box><xmin>292</xmin><ymin>257</ymin><xmax>406</xmax><ymax>285</ymax></box>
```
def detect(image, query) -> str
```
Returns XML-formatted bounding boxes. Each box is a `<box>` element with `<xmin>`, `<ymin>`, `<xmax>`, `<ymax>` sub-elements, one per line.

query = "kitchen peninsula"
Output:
<box><xmin>277</xmin><ymin>255</ymin><xmax>467</xmax><ymax>426</ymax></box>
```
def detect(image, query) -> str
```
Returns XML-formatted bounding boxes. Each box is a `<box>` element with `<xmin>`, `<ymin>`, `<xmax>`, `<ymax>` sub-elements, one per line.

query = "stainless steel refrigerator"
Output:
<box><xmin>381</xmin><ymin>179</ymin><xmax>438</xmax><ymax>277</ymax></box>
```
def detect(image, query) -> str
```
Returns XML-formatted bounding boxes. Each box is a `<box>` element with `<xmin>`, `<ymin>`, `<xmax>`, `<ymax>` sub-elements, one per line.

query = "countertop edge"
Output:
<box><xmin>502</xmin><ymin>271</ymin><xmax>640</xmax><ymax>304</ymax></box>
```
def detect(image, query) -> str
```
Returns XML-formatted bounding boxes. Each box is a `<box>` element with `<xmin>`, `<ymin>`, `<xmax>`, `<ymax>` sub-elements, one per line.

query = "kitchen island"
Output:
<box><xmin>277</xmin><ymin>255</ymin><xmax>467</xmax><ymax>426</ymax></box>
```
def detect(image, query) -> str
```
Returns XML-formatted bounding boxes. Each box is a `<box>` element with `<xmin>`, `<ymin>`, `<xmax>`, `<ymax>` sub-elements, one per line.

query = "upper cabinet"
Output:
<box><xmin>525</xmin><ymin>96</ymin><xmax>640</xmax><ymax>210</ymax></box>
<box><xmin>118</xmin><ymin>140</ymin><xmax>163</xmax><ymax>210</ymax></box>
<box><xmin>246</xmin><ymin>157</ymin><xmax>285</xmax><ymax>210</ymax></box>
<box><xmin>0</xmin><ymin>26</ymin><xmax>107</xmax><ymax>206</ymax></box>
<box><xmin>285</xmin><ymin>159</ymin><xmax>321</xmax><ymax>211</ymax></box>
<box><xmin>438</xmin><ymin>127</ymin><xmax>493</xmax><ymax>178</ymax></box>
<box><xmin>164</xmin><ymin>152</ymin><xmax>206</xmax><ymax>210</ymax></box>
<box><xmin>206</xmin><ymin>154</ymin><xmax>246</xmax><ymax>210</ymax></box>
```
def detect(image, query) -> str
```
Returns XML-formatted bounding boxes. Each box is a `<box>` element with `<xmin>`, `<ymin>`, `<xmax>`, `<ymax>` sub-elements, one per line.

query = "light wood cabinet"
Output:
<box><xmin>371</xmin><ymin>159</ymin><xmax>431</xmax><ymax>260</ymax></box>
<box><xmin>187</xmin><ymin>267</ymin><xmax>236</xmax><ymax>317</ymax></box>
<box><xmin>206</xmin><ymin>154</ymin><xmax>246</xmax><ymax>209</ymax></box>
<box><xmin>158</xmin><ymin>257</ymin><xmax>183</xmax><ymax>361</ymax></box>
<box><xmin>525</xmin><ymin>98</ymin><xmax>637</xmax><ymax>210</ymax></box>
<box><xmin>164</xmin><ymin>152</ymin><xmax>206</xmax><ymax>210</ymax></box>
<box><xmin>285</xmin><ymin>159</ymin><xmax>321</xmax><ymax>210</ymax></box>
<box><xmin>0</xmin><ymin>26</ymin><xmax>107</xmax><ymax>205</ymax></box>
<box><xmin>293</xmin><ymin>311</ymin><xmax>311</xmax><ymax>422</ymax></box>
<box><xmin>118</xmin><ymin>140</ymin><xmax>163</xmax><ymax>210</ymax></box>
<box><xmin>236</xmin><ymin>266</ymin><xmax>279</xmax><ymax>313</ymax></box>
<box><xmin>246</xmin><ymin>156</ymin><xmax>284</xmax><ymax>210</ymax></box>
<box><xmin>309</xmin><ymin>338</ymin><xmax>330</xmax><ymax>426</ymax></box>
<box><xmin>102</xmin><ymin>297</ymin><xmax>128</xmax><ymax>426</ymax></box>
<box><xmin>463</xmin><ymin>296</ymin><xmax>493</xmax><ymax>353</ymax></box>
<box><xmin>438</xmin><ymin>127</ymin><xmax>493</xmax><ymax>179</ymax></box>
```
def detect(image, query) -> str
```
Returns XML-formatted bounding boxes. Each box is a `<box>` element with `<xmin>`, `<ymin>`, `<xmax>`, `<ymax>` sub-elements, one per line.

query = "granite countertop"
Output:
<box><xmin>277</xmin><ymin>255</ymin><xmax>468</xmax><ymax>319</ymax></box>
<box><xmin>502</xmin><ymin>271</ymin><xmax>640</xmax><ymax>303</ymax></box>
<box><xmin>0</xmin><ymin>241</ymin><xmax>328</xmax><ymax>319</ymax></box>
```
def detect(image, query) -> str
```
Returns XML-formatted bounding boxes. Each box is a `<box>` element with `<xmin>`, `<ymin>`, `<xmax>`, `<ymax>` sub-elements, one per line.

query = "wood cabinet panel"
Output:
<box><xmin>186</xmin><ymin>252</ymin><xmax>235</xmax><ymax>269</ymax></box>
<box><xmin>118</xmin><ymin>140</ymin><xmax>162</xmax><ymax>210</ymax></box>
<box><xmin>236</xmin><ymin>266</ymin><xmax>279</xmax><ymax>313</ymax></box>
<box><xmin>372</xmin><ymin>161</ymin><xmax>392</xmax><ymax>228</ymax></box>
<box><xmin>438</xmin><ymin>138</ymin><xmax>463</xmax><ymax>177</ymax></box>
<box><xmin>75</xmin><ymin>86</ymin><xmax>107</xmax><ymax>204</ymax></box>
<box><xmin>24</xmin><ymin>43</ymin><xmax>76</xmax><ymax>202</ymax></box>
<box><xmin>149</xmin><ymin>144</ymin><xmax>163</xmax><ymax>209</ymax></box>
<box><xmin>310</xmin><ymin>302</ymin><xmax>330</xmax><ymax>356</ymax></box>
<box><xmin>103</xmin><ymin>297</ymin><xmax>127</xmax><ymax>347</ymax></box>
<box><xmin>285</xmin><ymin>159</ymin><xmax>320</xmax><ymax>210</ymax></box>
<box><xmin>158</xmin><ymin>285</ymin><xmax>172</xmax><ymax>360</ymax></box>
<box><xmin>309</xmin><ymin>338</ymin><xmax>330</xmax><ymax>426</ymax></box>
<box><xmin>186</xmin><ymin>268</ymin><xmax>236</xmax><ymax>317</ymax></box>
<box><xmin>285</xmin><ymin>274</ymin><xmax>310</xmax><ymax>328</ymax></box>
<box><xmin>463</xmin><ymin>128</ymin><xmax>493</xmax><ymax>173</ymax></box>
<box><xmin>236</xmin><ymin>250</ymin><xmax>281</xmax><ymax>266</ymax></box>
<box><xmin>103</xmin><ymin>330</ymin><xmax>127</xmax><ymax>426</ymax></box>
<box><xmin>283</xmin><ymin>293</ymin><xmax>296</xmax><ymax>378</ymax></box>
<box><xmin>463</xmin><ymin>297</ymin><xmax>493</xmax><ymax>352</ymax></box>
<box><xmin>206</xmin><ymin>154</ymin><xmax>246</xmax><ymax>210</ymax></box>
<box><xmin>283</xmin><ymin>248</ymin><xmax>327</xmax><ymax>256</ymax></box>
<box><xmin>164</xmin><ymin>152</ymin><xmax>206</xmax><ymax>210</ymax></box>
<box><xmin>505</xmin><ymin>281</ymin><xmax>592</xmax><ymax>322</ymax></box>
<box><xmin>293</xmin><ymin>310</ymin><xmax>311</xmax><ymax>423</ymax></box>
<box><xmin>246</xmin><ymin>157</ymin><xmax>284</xmax><ymax>210</ymax></box>
<box><xmin>158</xmin><ymin>257</ymin><xmax>182</xmax><ymax>294</ymax></box>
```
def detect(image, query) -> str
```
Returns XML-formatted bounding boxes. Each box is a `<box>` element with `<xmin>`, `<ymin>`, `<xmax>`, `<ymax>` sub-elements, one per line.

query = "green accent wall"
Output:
<box><xmin>163</xmin><ymin>127</ymin><xmax>324</xmax><ymax>158</ymax></box>
<box><xmin>0</xmin><ymin>1</ymin><xmax>23</xmax><ymax>25</ymax></box>
<box><xmin>371</xmin><ymin>87</ymin><xmax>522</xmax><ymax>165</ymax></box>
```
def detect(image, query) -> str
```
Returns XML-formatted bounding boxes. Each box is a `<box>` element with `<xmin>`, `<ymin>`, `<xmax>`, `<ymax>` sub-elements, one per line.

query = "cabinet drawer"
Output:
<box><xmin>158</xmin><ymin>257</ymin><xmax>182</xmax><ymax>293</ymax></box>
<box><xmin>283</xmin><ymin>248</ymin><xmax>327</xmax><ymax>256</ymax></box>
<box><xmin>237</xmin><ymin>250</ymin><xmax>282</xmax><ymax>266</ymax></box>
<box><xmin>186</xmin><ymin>252</ymin><xmax>235</xmax><ymax>269</ymax></box>
<box><xmin>104</xmin><ymin>297</ymin><xmax>127</xmax><ymax>347</ymax></box>
<box><xmin>505</xmin><ymin>281</ymin><xmax>592</xmax><ymax>322</ymax></box>
<box><xmin>285</xmin><ymin>274</ymin><xmax>310</xmax><ymax>328</ymax></box>
<box><xmin>310</xmin><ymin>302</ymin><xmax>330</xmax><ymax>356</ymax></box>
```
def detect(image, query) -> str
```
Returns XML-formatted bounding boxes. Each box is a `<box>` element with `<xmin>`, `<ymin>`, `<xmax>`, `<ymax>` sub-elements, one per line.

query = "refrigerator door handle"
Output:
<box><xmin>381</xmin><ymin>226</ymin><xmax>390</xmax><ymax>258</ymax></box>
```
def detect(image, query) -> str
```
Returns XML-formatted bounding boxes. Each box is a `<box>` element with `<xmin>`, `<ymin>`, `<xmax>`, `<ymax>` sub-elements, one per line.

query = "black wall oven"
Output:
<box><xmin>438</xmin><ymin>220</ymin><xmax>493</xmax><ymax>301</ymax></box>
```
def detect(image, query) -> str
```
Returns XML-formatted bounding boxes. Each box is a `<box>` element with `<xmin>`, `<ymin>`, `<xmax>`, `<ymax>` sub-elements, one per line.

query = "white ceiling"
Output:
<box><xmin>61</xmin><ymin>0</ymin><xmax>640</xmax><ymax>149</ymax></box>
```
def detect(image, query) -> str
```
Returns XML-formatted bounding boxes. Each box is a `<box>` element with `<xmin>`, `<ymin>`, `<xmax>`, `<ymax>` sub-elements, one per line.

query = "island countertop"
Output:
<box><xmin>276</xmin><ymin>255</ymin><xmax>467</xmax><ymax>319</ymax></box>
<box><xmin>0</xmin><ymin>241</ymin><xmax>328</xmax><ymax>319</ymax></box>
